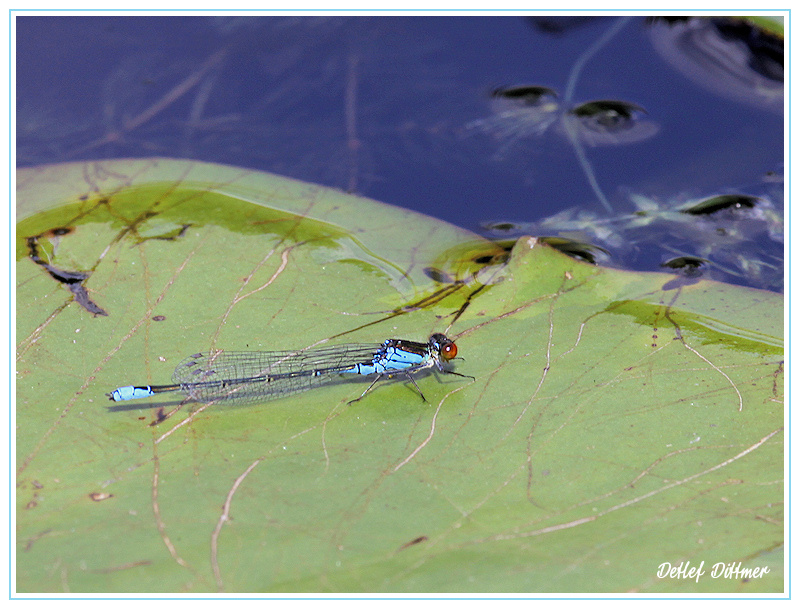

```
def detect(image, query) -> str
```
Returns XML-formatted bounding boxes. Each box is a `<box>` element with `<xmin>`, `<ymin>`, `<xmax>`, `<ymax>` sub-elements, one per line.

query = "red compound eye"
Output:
<box><xmin>441</xmin><ymin>341</ymin><xmax>458</xmax><ymax>360</ymax></box>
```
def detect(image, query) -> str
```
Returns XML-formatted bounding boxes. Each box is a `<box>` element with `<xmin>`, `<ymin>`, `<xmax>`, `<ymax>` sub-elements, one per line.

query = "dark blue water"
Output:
<box><xmin>16</xmin><ymin>15</ymin><xmax>784</xmax><ymax>290</ymax></box>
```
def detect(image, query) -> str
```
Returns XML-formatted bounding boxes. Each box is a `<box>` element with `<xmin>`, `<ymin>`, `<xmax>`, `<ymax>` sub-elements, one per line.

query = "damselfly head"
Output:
<box><xmin>429</xmin><ymin>333</ymin><xmax>458</xmax><ymax>361</ymax></box>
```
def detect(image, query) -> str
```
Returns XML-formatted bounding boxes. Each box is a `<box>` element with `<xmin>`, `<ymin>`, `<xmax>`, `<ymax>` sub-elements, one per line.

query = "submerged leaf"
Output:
<box><xmin>566</xmin><ymin>99</ymin><xmax>659</xmax><ymax>145</ymax></box>
<box><xmin>491</xmin><ymin>84</ymin><xmax>559</xmax><ymax>106</ymax></box>
<box><xmin>680</xmin><ymin>194</ymin><xmax>759</xmax><ymax>216</ymax></box>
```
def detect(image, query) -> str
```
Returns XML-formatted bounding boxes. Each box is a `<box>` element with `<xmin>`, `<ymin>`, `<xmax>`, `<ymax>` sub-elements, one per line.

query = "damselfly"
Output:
<box><xmin>108</xmin><ymin>333</ymin><xmax>471</xmax><ymax>405</ymax></box>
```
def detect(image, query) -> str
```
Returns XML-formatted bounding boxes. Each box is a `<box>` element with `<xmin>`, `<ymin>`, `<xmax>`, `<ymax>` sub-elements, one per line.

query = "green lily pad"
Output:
<box><xmin>16</xmin><ymin>159</ymin><xmax>783</xmax><ymax>593</ymax></box>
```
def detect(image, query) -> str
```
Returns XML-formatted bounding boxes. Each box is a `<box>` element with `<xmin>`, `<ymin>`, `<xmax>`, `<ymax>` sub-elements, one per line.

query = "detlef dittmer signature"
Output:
<box><xmin>657</xmin><ymin>561</ymin><xmax>770</xmax><ymax>583</ymax></box>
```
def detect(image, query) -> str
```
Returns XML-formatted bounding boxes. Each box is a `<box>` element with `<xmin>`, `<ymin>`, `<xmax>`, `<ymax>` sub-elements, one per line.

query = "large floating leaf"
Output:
<box><xmin>16</xmin><ymin>159</ymin><xmax>783</xmax><ymax>593</ymax></box>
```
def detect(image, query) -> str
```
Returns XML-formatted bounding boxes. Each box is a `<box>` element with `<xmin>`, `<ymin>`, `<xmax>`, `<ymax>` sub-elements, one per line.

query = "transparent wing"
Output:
<box><xmin>171</xmin><ymin>343</ymin><xmax>385</xmax><ymax>403</ymax></box>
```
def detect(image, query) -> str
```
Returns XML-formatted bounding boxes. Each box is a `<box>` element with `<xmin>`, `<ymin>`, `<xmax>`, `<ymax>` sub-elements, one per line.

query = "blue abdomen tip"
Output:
<box><xmin>110</xmin><ymin>386</ymin><xmax>154</xmax><ymax>402</ymax></box>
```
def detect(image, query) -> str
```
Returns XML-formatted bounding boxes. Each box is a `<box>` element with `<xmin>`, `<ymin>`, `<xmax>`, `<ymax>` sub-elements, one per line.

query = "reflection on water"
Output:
<box><xmin>468</xmin><ymin>87</ymin><xmax>659</xmax><ymax>154</ymax></box>
<box><xmin>16</xmin><ymin>15</ymin><xmax>783</xmax><ymax>290</ymax></box>
<box><xmin>648</xmin><ymin>16</ymin><xmax>783</xmax><ymax>114</ymax></box>
<box><xmin>472</xmin><ymin>16</ymin><xmax>783</xmax><ymax>291</ymax></box>
<box><xmin>485</xmin><ymin>186</ymin><xmax>783</xmax><ymax>291</ymax></box>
